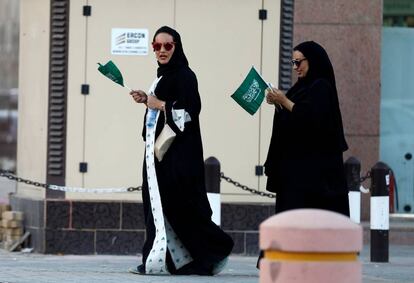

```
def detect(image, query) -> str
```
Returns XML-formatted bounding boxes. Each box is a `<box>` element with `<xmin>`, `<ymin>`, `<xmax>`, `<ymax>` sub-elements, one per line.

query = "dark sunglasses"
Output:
<box><xmin>152</xmin><ymin>42</ymin><xmax>175</xmax><ymax>51</ymax></box>
<box><xmin>291</xmin><ymin>58</ymin><xmax>307</xmax><ymax>67</ymax></box>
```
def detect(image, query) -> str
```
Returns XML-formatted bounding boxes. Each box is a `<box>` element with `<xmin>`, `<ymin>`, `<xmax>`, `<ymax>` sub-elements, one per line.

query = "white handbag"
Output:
<box><xmin>154</xmin><ymin>109</ymin><xmax>176</xmax><ymax>161</ymax></box>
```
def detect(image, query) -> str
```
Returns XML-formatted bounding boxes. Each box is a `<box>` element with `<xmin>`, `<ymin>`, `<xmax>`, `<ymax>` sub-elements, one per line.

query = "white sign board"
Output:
<box><xmin>111</xmin><ymin>28</ymin><xmax>148</xmax><ymax>56</ymax></box>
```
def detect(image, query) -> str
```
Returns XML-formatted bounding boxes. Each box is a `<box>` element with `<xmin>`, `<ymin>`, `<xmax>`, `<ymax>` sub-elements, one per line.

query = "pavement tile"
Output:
<box><xmin>0</xmin><ymin>245</ymin><xmax>413</xmax><ymax>283</ymax></box>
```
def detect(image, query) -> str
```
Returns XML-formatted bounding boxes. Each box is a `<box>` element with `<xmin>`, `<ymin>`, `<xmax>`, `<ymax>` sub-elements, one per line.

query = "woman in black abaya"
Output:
<box><xmin>129</xmin><ymin>26</ymin><xmax>233</xmax><ymax>275</ymax></box>
<box><xmin>257</xmin><ymin>40</ymin><xmax>350</xmax><ymax>269</ymax></box>
<box><xmin>265</xmin><ymin>40</ymin><xmax>350</xmax><ymax>215</ymax></box>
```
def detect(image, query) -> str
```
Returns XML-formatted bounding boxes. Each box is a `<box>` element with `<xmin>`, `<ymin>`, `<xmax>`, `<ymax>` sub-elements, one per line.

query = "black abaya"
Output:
<box><xmin>264</xmin><ymin>41</ymin><xmax>349</xmax><ymax>216</ymax></box>
<box><xmin>139</xmin><ymin>26</ymin><xmax>233</xmax><ymax>275</ymax></box>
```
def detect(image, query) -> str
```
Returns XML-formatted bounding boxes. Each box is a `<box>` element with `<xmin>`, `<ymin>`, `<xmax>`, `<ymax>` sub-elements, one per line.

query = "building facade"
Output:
<box><xmin>7</xmin><ymin>0</ymin><xmax>387</xmax><ymax>254</ymax></box>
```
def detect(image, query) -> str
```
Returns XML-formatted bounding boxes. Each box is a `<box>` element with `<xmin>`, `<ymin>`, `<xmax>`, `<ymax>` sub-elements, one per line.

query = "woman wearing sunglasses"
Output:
<box><xmin>257</xmin><ymin>41</ymin><xmax>350</xmax><ymax>268</ymax></box>
<box><xmin>265</xmin><ymin>41</ymin><xmax>350</xmax><ymax>225</ymax></box>
<box><xmin>129</xmin><ymin>26</ymin><xmax>233</xmax><ymax>276</ymax></box>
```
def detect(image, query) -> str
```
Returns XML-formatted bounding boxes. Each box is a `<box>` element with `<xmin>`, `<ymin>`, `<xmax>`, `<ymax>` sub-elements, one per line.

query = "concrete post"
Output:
<box><xmin>259</xmin><ymin>209</ymin><xmax>362</xmax><ymax>283</ymax></box>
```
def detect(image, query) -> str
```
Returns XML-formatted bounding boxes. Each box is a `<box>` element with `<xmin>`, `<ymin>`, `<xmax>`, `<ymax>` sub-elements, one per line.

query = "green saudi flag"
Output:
<box><xmin>231</xmin><ymin>66</ymin><xmax>268</xmax><ymax>115</ymax></box>
<box><xmin>97</xmin><ymin>60</ymin><xmax>131</xmax><ymax>90</ymax></box>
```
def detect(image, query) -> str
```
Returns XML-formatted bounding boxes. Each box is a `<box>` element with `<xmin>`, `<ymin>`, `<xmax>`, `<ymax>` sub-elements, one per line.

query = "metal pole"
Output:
<box><xmin>370</xmin><ymin>162</ymin><xmax>390</xmax><ymax>262</ymax></box>
<box><xmin>344</xmin><ymin>157</ymin><xmax>361</xmax><ymax>224</ymax></box>
<box><xmin>204</xmin><ymin>156</ymin><xmax>221</xmax><ymax>226</ymax></box>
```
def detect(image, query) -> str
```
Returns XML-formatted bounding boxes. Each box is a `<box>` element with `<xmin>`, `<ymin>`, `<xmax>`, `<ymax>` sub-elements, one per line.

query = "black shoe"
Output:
<box><xmin>128</xmin><ymin>264</ymin><xmax>145</xmax><ymax>275</ymax></box>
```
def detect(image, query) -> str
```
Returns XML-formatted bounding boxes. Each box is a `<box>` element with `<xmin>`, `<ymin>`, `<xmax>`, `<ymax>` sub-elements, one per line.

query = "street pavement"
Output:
<box><xmin>0</xmin><ymin>245</ymin><xmax>413</xmax><ymax>283</ymax></box>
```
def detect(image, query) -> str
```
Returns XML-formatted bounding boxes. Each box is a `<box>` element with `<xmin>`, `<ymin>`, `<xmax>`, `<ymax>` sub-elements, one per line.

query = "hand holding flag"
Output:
<box><xmin>266</xmin><ymin>82</ymin><xmax>283</xmax><ymax>112</ymax></box>
<box><xmin>231</xmin><ymin>66</ymin><xmax>270</xmax><ymax>115</ymax></box>
<box><xmin>97</xmin><ymin>60</ymin><xmax>131</xmax><ymax>91</ymax></box>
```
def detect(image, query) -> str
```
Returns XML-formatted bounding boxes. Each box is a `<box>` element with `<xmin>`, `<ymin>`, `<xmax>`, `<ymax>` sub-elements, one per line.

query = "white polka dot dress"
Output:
<box><xmin>144</xmin><ymin>78</ymin><xmax>193</xmax><ymax>274</ymax></box>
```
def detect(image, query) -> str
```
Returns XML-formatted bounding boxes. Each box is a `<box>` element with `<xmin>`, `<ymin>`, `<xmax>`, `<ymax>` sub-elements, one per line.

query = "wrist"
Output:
<box><xmin>282</xmin><ymin>96</ymin><xmax>290</xmax><ymax>106</ymax></box>
<box><xmin>160</xmin><ymin>101</ymin><xmax>166</xmax><ymax>111</ymax></box>
<box><xmin>285</xmin><ymin>100</ymin><xmax>294</xmax><ymax>112</ymax></box>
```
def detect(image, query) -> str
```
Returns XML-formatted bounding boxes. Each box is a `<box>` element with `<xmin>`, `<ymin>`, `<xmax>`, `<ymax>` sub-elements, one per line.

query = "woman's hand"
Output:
<box><xmin>130</xmin><ymin>90</ymin><xmax>147</xmax><ymax>104</ymax></box>
<box><xmin>266</xmin><ymin>88</ymin><xmax>294</xmax><ymax>112</ymax></box>
<box><xmin>266</xmin><ymin>88</ymin><xmax>285</xmax><ymax>104</ymax></box>
<box><xmin>147</xmin><ymin>95</ymin><xmax>166</xmax><ymax>111</ymax></box>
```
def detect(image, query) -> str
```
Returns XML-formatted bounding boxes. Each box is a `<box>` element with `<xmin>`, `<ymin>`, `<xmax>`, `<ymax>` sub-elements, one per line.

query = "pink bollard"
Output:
<box><xmin>259</xmin><ymin>209</ymin><xmax>362</xmax><ymax>283</ymax></box>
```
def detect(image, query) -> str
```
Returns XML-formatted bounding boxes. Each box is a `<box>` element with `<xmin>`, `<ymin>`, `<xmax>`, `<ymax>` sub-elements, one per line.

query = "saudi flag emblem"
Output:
<box><xmin>243</xmin><ymin>79</ymin><xmax>261</xmax><ymax>103</ymax></box>
<box><xmin>231</xmin><ymin>66</ymin><xmax>269</xmax><ymax>115</ymax></box>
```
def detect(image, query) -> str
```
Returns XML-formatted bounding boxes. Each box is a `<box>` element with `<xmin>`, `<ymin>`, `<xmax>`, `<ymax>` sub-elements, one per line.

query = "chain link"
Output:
<box><xmin>2</xmin><ymin>169</ymin><xmax>373</xmax><ymax>197</ymax></box>
<box><xmin>221</xmin><ymin>170</ymin><xmax>373</xmax><ymax>198</ymax></box>
<box><xmin>127</xmin><ymin>186</ymin><xmax>142</xmax><ymax>192</ymax></box>
<box><xmin>0</xmin><ymin>170</ymin><xmax>142</xmax><ymax>192</ymax></box>
<box><xmin>360</xmin><ymin>170</ymin><xmax>371</xmax><ymax>183</ymax></box>
<box><xmin>0</xmin><ymin>170</ymin><xmax>49</xmax><ymax>189</ymax></box>
<box><xmin>220</xmin><ymin>172</ymin><xmax>276</xmax><ymax>198</ymax></box>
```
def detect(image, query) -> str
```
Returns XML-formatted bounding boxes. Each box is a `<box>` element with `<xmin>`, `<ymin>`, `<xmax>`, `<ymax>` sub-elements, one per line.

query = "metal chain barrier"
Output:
<box><xmin>220</xmin><ymin>172</ymin><xmax>276</xmax><ymax>198</ymax></box>
<box><xmin>360</xmin><ymin>171</ymin><xmax>371</xmax><ymax>183</ymax></box>
<box><xmin>0</xmin><ymin>170</ymin><xmax>141</xmax><ymax>193</ymax></box>
<box><xmin>359</xmin><ymin>170</ymin><xmax>371</xmax><ymax>194</ymax></box>
<box><xmin>221</xmin><ymin>170</ymin><xmax>373</xmax><ymax>197</ymax></box>
<box><xmin>3</xmin><ymin>169</ymin><xmax>369</xmax><ymax>197</ymax></box>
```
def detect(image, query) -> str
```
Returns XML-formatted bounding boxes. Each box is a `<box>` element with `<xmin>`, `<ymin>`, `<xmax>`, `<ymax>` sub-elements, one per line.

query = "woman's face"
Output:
<box><xmin>292</xmin><ymin>50</ymin><xmax>309</xmax><ymax>78</ymax></box>
<box><xmin>153</xmin><ymin>33</ymin><xmax>175</xmax><ymax>65</ymax></box>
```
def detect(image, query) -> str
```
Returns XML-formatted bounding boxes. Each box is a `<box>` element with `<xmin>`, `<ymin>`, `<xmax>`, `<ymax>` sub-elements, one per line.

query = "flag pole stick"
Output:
<box><xmin>124</xmin><ymin>84</ymin><xmax>132</xmax><ymax>92</ymax></box>
<box><xmin>267</xmin><ymin>82</ymin><xmax>274</xmax><ymax>90</ymax></box>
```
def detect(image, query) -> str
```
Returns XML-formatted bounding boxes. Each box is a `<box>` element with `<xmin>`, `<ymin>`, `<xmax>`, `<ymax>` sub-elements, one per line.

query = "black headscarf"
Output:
<box><xmin>152</xmin><ymin>26</ymin><xmax>189</xmax><ymax>77</ymax></box>
<box><xmin>293</xmin><ymin>41</ymin><xmax>336</xmax><ymax>87</ymax></box>
<box><xmin>291</xmin><ymin>41</ymin><xmax>348</xmax><ymax>152</ymax></box>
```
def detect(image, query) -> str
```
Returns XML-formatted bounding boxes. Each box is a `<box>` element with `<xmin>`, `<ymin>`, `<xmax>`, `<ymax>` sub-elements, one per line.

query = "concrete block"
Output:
<box><xmin>2</xmin><ymin>211</ymin><xmax>24</xmax><ymax>221</ymax></box>
<box><xmin>259</xmin><ymin>209</ymin><xmax>363</xmax><ymax>283</ymax></box>
<box><xmin>4</xmin><ymin>227</ymin><xmax>23</xmax><ymax>236</ymax></box>
<box><xmin>1</xmin><ymin>219</ymin><xmax>22</xmax><ymax>228</ymax></box>
<box><xmin>5</xmin><ymin>234</ymin><xmax>21</xmax><ymax>242</ymax></box>
<box><xmin>0</xmin><ymin>204</ymin><xmax>11</xmax><ymax>218</ymax></box>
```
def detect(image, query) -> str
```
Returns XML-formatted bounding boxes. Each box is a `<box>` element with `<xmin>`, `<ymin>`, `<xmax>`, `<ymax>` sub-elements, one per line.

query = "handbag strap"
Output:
<box><xmin>162</xmin><ymin>107</ymin><xmax>167</xmax><ymax>125</ymax></box>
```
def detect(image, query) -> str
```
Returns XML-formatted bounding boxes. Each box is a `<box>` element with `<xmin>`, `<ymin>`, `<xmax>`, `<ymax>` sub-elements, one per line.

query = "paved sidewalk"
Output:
<box><xmin>0</xmin><ymin>245</ymin><xmax>413</xmax><ymax>283</ymax></box>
